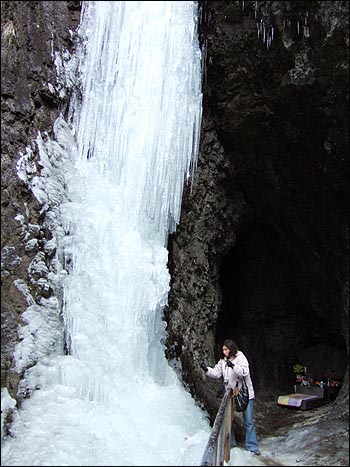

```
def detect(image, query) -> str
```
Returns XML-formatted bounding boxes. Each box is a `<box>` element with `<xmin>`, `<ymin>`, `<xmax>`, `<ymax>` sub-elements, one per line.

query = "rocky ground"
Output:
<box><xmin>249</xmin><ymin>399</ymin><xmax>349</xmax><ymax>466</ymax></box>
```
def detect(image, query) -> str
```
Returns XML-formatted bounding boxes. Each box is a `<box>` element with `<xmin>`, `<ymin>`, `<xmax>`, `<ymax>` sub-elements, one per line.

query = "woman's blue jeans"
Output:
<box><xmin>231</xmin><ymin>398</ymin><xmax>259</xmax><ymax>451</ymax></box>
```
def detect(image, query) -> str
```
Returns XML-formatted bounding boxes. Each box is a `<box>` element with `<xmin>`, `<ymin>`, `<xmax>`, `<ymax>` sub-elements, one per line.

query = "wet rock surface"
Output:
<box><xmin>255</xmin><ymin>400</ymin><xmax>349</xmax><ymax>466</ymax></box>
<box><xmin>1</xmin><ymin>0</ymin><xmax>80</xmax><ymax>397</ymax></box>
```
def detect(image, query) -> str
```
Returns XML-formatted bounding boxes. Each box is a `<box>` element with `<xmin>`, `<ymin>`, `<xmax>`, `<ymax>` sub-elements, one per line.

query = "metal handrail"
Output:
<box><xmin>200</xmin><ymin>388</ymin><xmax>233</xmax><ymax>466</ymax></box>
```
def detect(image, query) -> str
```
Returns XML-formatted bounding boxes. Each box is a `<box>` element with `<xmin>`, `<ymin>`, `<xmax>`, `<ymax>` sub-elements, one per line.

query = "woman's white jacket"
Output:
<box><xmin>206</xmin><ymin>350</ymin><xmax>255</xmax><ymax>399</ymax></box>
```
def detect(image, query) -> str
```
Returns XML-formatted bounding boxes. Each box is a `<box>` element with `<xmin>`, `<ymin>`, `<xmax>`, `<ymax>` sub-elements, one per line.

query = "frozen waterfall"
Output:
<box><xmin>1</xmin><ymin>1</ymin><xmax>210</xmax><ymax>465</ymax></box>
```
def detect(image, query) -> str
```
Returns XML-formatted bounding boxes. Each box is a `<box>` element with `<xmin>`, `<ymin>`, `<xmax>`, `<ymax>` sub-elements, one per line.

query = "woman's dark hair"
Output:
<box><xmin>222</xmin><ymin>339</ymin><xmax>238</xmax><ymax>358</ymax></box>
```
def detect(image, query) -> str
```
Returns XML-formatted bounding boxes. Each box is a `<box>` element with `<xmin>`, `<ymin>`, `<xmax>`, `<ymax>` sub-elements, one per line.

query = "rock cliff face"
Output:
<box><xmin>1</xmin><ymin>0</ymin><xmax>80</xmax><ymax>397</ymax></box>
<box><xmin>1</xmin><ymin>0</ymin><xmax>348</xmax><ymax>433</ymax></box>
<box><xmin>165</xmin><ymin>0</ymin><xmax>349</xmax><ymax>421</ymax></box>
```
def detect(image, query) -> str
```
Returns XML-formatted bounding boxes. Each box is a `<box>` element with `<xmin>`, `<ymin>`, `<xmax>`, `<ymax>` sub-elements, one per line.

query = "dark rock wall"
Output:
<box><xmin>1</xmin><ymin>0</ymin><xmax>80</xmax><ymax>397</ymax></box>
<box><xmin>166</xmin><ymin>0</ymin><xmax>349</xmax><ymax>421</ymax></box>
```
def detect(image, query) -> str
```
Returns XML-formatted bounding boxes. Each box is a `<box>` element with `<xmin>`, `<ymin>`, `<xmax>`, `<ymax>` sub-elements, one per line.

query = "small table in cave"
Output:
<box><xmin>294</xmin><ymin>382</ymin><xmax>342</xmax><ymax>402</ymax></box>
<box><xmin>278</xmin><ymin>381</ymin><xmax>342</xmax><ymax>410</ymax></box>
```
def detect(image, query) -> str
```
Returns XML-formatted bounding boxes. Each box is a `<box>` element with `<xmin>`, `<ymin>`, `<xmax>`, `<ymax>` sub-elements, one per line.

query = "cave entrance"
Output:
<box><xmin>215</xmin><ymin>218</ymin><xmax>347</xmax><ymax>398</ymax></box>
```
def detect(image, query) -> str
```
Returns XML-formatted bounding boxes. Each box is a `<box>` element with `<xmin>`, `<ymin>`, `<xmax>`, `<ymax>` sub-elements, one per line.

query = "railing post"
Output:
<box><xmin>217</xmin><ymin>422</ymin><xmax>224</xmax><ymax>465</ymax></box>
<box><xmin>224</xmin><ymin>392</ymin><xmax>233</xmax><ymax>463</ymax></box>
<box><xmin>200</xmin><ymin>388</ymin><xmax>233</xmax><ymax>466</ymax></box>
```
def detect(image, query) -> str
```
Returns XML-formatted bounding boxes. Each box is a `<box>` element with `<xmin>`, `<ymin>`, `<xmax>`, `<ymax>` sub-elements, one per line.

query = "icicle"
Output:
<box><xmin>254</xmin><ymin>1</ymin><xmax>258</xmax><ymax>19</ymax></box>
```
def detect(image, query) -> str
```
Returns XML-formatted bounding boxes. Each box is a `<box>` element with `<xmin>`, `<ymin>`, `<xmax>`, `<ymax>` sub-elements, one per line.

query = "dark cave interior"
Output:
<box><xmin>215</xmin><ymin>217</ymin><xmax>347</xmax><ymax>399</ymax></box>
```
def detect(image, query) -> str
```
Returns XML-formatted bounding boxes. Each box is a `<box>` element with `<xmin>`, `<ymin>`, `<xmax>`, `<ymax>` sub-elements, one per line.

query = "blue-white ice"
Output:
<box><xmin>1</xmin><ymin>2</ymin><xmax>209</xmax><ymax>465</ymax></box>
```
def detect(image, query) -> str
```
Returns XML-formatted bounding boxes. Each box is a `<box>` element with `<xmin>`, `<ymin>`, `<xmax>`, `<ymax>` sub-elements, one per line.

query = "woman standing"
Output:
<box><xmin>200</xmin><ymin>339</ymin><xmax>261</xmax><ymax>455</ymax></box>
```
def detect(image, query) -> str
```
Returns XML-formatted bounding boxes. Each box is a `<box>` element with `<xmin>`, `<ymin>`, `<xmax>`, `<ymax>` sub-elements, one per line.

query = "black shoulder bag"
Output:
<box><xmin>233</xmin><ymin>377</ymin><xmax>249</xmax><ymax>412</ymax></box>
